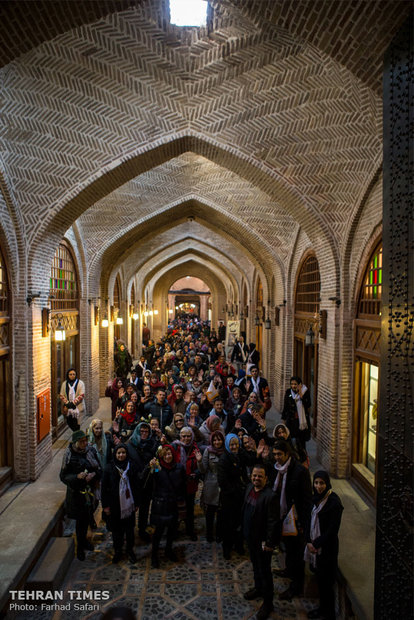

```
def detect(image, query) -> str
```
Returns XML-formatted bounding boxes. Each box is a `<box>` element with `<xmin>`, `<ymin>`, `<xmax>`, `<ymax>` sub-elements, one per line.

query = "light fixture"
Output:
<box><xmin>154</xmin><ymin>309</ymin><xmax>159</xmax><ymax>315</ymax></box>
<box><xmin>169</xmin><ymin>309</ymin><xmax>173</xmax><ymax>314</ymax></box>
<box><xmin>55</xmin><ymin>314</ymin><xmax>66</xmax><ymax>341</ymax></box>
<box><xmin>116</xmin><ymin>317</ymin><xmax>123</xmax><ymax>325</ymax></box>
<box><xmin>149</xmin><ymin>310</ymin><xmax>153</xmax><ymax>316</ymax></box>
<box><xmin>144</xmin><ymin>311</ymin><xmax>149</xmax><ymax>317</ymax></box>
<box><xmin>305</xmin><ymin>325</ymin><xmax>315</xmax><ymax>346</ymax></box>
<box><xmin>101</xmin><ymin>299</ymin><xmax>109</xmax><ymax>327</ymax></box>
<box><xmin>132</xmin><ymin>312</ymin><xmax>139</xmax><ymax>320</ymax></box>
<box><xmin>264</xmin><ymin>300</ymin><xmax>271</xmax><ymax>329</ymax></box>
<box><xmin>254</xmin><ymin>315</ymin><xmax>260</xmax><ymax>326</ymax></box>
<box><xmin>175</xmin><ymin>306</ymin><xmax>179</xmax><ymax>310</ymax></box>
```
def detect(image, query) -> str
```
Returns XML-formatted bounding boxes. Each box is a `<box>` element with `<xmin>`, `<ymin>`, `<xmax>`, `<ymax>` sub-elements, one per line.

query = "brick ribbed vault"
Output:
<box><xmin>101</xmin><ymin>218</ymin><xmax>271</xmax><ymax>305</ymax></box>
<box><xmin>3</xmin><ymin>0</ymin><xmax>399</xmax><ymax>289</ymax></box>
<box><xmin>2</xmin><ymin>0</ymin><xmax>405</xmax><ymax>302</ymax></box>
<box><xmin>141</xmin><ymin>248</ymin><xmax>240</xmax><ymax>302</ymax></box>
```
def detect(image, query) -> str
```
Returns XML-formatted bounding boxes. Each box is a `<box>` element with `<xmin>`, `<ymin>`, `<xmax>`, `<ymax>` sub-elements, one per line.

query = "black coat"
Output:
<box><xmin>148</xmin><ymin>401</ymin><xmax>173</xmax><ymax>431</ymax></box>
<box><xmin>242</xmin><ymin>483</ymin><xmax>280</xmax><ymax>548</ymax></box>
<box><xmin>231</xmin><ymin>342</ymin><xmax>249</xmax><ymax>363</ymax></box>
<box><xmin>127</xmin><ymin>438</ymin><xmax>159</xmax><ymax>472</ymax></box>
<box><xmin>306</xmin><ymin>491</ymin><xmax>343</xmax><ymax>565</ymax></box>
<box><xmin>281</xmin><ymin>388</ymin><xmax>311</xmax><ymax>441</ymax></box>
<box><xmin>150</xmin><ymin>464</ymin><xmax>186</xmax><ymax>526</ymax></box>
<box><xmin>217</xmin><ymin>449</ymin><xmax>256</xmax><ymax>508</ymax></box>
<box><xmin>60</xmin><ymin>445</ymin><xmax>102</xmax><ymax>519</ymax></box>
<box><xmin>268</xmin><ymin>458</ymin><xmax>312</xmax><ymax>533</ymax></box>
<box><xmin>101</xmin><ymin>460</ymin><xmax>141</xmax><ymax>524</ymax></box>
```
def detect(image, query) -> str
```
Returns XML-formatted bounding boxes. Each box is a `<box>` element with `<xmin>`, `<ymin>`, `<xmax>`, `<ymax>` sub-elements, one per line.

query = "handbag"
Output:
<box><xmin>282</xmin><ymin>504</ymin><xmax>298</xmax><ymax>536</ymax></box>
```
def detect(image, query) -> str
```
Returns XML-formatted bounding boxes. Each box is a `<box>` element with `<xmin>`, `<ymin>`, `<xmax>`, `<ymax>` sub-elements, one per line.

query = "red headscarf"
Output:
<box><xmin>158</xmin><ymin>444</ymin><xmax>176</xmax><ymax>470</ymax></box>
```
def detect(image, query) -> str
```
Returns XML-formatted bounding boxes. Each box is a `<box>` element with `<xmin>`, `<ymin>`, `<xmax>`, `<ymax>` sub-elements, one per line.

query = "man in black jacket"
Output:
<box><xmin>281</xmin><ymin>376</ymin><xmax>311</xmax><ymax>452</ymax></box>
<box><xmin>148</xmin><ymin>388</ymin><xmax>173</xmax><ymax>431</ymax></box>
<box><xmin>242</xmin><ymin>464</ymin><xmax>280</xmax><ymax>620</ymax></box>
<box><xmin>269</xmin><ymin>440</ymin><xmax>312</xmax><ymax>601</ymax></box>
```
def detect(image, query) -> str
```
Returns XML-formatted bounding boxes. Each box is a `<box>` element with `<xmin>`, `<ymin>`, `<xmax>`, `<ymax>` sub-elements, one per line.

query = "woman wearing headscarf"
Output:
<box><xmin>164</xmin><ymin>412</ymin><xmax>186</xmax><ymax>443</ymax></box>
<box><xmin>173</xmin><ymin>427</ymin><xmax>202</xmax><ymax>540</ymax></box>
<box><xmin>105</xmin><ymin>377</ymin><xmax>125</xmax><ymax>421</ymax></box>
<box><xmin>148</xmin><ymin>445</ymin><xmax>186</xmax><ymax>568</ymax></box>
<box><xmin>305</xmin><ymin>471</ymin><xmax>343</xmax><ymax>620</ymax></box>
<box><xmin>114</xmin><ymin>341</ymin><xmax>133</xmax><ymax>379</ymax></box>
<box><xmin>60</xmin><ymin>430</ymin><xmax>102</xmax><ymax>560</ymax></box>
<box><xmin>60</xmin><ymin>368</ymin><xmax>86</xmax><ymax>431</ymax></box>
<box><xmin>217</xmin><ymin>433</ymin><xmax>257</xmax><ymax>559</ymax></box>
<box><xmin>199</xmin><ymin>414</ymin><xmax>225</xmax><ymax>446</ymax></box>
<box><xmin>197</xmin><ymin>430</ymin><xmax>225</xmax><ymax>542</ymax></box>
<box><xmin>128</xmin><ymin>421</ymin><xmax>159</xmax><ymax>542</ymax></box>
<box><xmin>101</xmin><ymin>444</ymin><xmax>140</xmax><ymax>564</ymax></box>
<box><xmin>273</xmin><ymin>423</ymin><xmax>309</xmax><ymax>467</ymax></box>
<box><xmin>115</xmin><ymin>400</ymin><xmax>138</xmax><ymax>439</ymax></box>
<box><xmin>87</xmin><ymin>419</ymin><xmax>109</xmax><ymax>470</ymax></box>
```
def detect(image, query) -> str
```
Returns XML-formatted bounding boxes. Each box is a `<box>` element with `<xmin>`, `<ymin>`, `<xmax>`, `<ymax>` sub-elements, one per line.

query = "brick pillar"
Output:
<box><xmin>375</xmin><ymin>13</ymin><xmax>413</xmax><ymax>619</ymax></box>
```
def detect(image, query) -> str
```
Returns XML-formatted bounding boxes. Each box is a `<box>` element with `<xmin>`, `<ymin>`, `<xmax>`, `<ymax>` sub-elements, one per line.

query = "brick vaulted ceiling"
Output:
<box><xmin>1</xmin><ymin>0</ymin><xmax>409</xmax><ymax>285</ymax></box>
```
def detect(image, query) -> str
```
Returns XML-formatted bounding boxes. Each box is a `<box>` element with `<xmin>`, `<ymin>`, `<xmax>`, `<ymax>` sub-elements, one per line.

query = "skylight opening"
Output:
<box><xmin>170</xmin><ymin>0</ymin><xmax>207</xmax><ymax>27</ymax></box>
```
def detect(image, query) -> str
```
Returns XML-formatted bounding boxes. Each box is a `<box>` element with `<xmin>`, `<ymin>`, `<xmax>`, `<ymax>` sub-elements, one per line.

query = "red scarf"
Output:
<box><xmin>121</xmin><ymin>404</ymin><xmax>137</xmax><ymax>426</ymax></box>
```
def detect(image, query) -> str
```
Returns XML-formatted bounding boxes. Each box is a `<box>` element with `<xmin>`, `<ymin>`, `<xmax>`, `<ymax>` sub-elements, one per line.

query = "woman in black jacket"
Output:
<box><xmin>217</xmin><ymin>433</ymin><xmax>257</xmax><ymax>559</ymax></box>
<box><xmin>101</xmin><ymin>444</ymin><xmax>140</xmax><ymax>564</ymax></box>
<box><xmin>305</xmin><ymin>470</ymin><xmax>344</xmax><ymax>620</ymax></box>
<box><xmin>148</xmin><ymin>445</ymin><xmax>186</xmax><ymax>568</ymax></box>
<box><xmin>60</xmin><ymin>430</ymin><xmax>102</xmax><ymax>561</ymax></box>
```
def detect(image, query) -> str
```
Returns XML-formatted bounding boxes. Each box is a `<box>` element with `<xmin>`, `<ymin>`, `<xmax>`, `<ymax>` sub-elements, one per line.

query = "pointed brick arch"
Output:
<box><xmin>32</xmin><ymin>135</ymin><xmax>337</xmax><ymax>286</ymax></box>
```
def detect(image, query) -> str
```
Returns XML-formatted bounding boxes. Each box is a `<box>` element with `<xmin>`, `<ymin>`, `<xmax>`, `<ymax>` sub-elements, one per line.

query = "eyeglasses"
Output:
<box><xmin>181</xmin><ymin>435</ymin><xmax>192</xmax><ymax>438</ymax></box>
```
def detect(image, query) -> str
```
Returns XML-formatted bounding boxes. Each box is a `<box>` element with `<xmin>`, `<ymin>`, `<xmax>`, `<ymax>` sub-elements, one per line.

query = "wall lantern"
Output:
<box><xmin>101</xmin><ymin>317</ymin><xmax>109</xmax><ymax>328</ymax></box>
<box><xmin>264</xmin><ymin>316</ymin><xmax>271</xmax><ymax>330</ymax></box>
<box><xmin>305</xmin><ymin>325</ymin><xmax>315</xmax><ymax>346</ymax></box>
<box><xmin>116</xmin><ymin>316</ymin><xmax>124</xmax><ymax>325</ymax></box>
<box><xmin>132</xmin><ymin>312</ymin><xmax>139</xmax><ymax>320</ymax></box>
<box><xmin>55</xmin><ymin>314</ymin><xmax>66</xmax><ymax>341</ymax></box>
<box><xmin>154</xmin><ymin>309</ymin><xmax>159</xmax><ymax>315</ymax></box>
<box><xmin>254</xmin><ymin>314</ymin><xmax>260</xmax><ymax>326</ymax></box>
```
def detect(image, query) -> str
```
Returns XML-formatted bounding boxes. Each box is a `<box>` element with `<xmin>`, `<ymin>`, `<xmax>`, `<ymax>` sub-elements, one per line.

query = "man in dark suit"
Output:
<box><xmin>242</xmin><ymin>464</ymin><xmax>280</xmax><ymax>620</ymax></box>
<box><xmin>281</xmin><ymin>376</ymin><xmax>311</xmax><ymax>452</ymax></box>
<box><xmin>269</xmin><ymin>440</ymin><xmax>312</xmax><ymax>601</ymax></box>
<box><xmin>231</xmin><ymin>335</ymin><xmax>249</xmax><ymax>369</ymax></box>
<box><xmin>240</xmin><ymin>365</ymin><xmax>269</xmax><ymax>402</ymax></box>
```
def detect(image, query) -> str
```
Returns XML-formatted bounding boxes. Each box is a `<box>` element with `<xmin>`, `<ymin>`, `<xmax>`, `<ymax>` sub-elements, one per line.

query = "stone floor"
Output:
<box><xmin>9</xmin><ymin>504</ymin><xmax>318</xmax><ymax>620</ymax></box>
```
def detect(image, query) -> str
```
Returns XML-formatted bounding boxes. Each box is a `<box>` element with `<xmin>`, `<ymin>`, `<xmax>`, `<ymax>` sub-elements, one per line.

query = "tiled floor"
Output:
<box><xmin>10</xmin><ymin>506</ymin><xmax>318</xmax><ymax>620</ymax></box>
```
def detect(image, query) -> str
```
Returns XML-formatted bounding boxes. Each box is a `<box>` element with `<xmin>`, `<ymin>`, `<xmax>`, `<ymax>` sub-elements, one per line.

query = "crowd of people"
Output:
<box><xmin>60</xmin><ymin>315</ymin><xmax>343</xmax><ymax>620</ymax></box>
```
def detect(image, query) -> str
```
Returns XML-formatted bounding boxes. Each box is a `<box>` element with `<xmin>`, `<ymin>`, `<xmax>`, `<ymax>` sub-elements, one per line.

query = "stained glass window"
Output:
<box><xmin>50</xmin><ymin>242</ymin><xmax>78</xmax><ymax>310</ymax></box>
<box><xmin>358</xmin><ymin>244</ymin><xmax>382</xmax><ymax>316</ymax></box>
